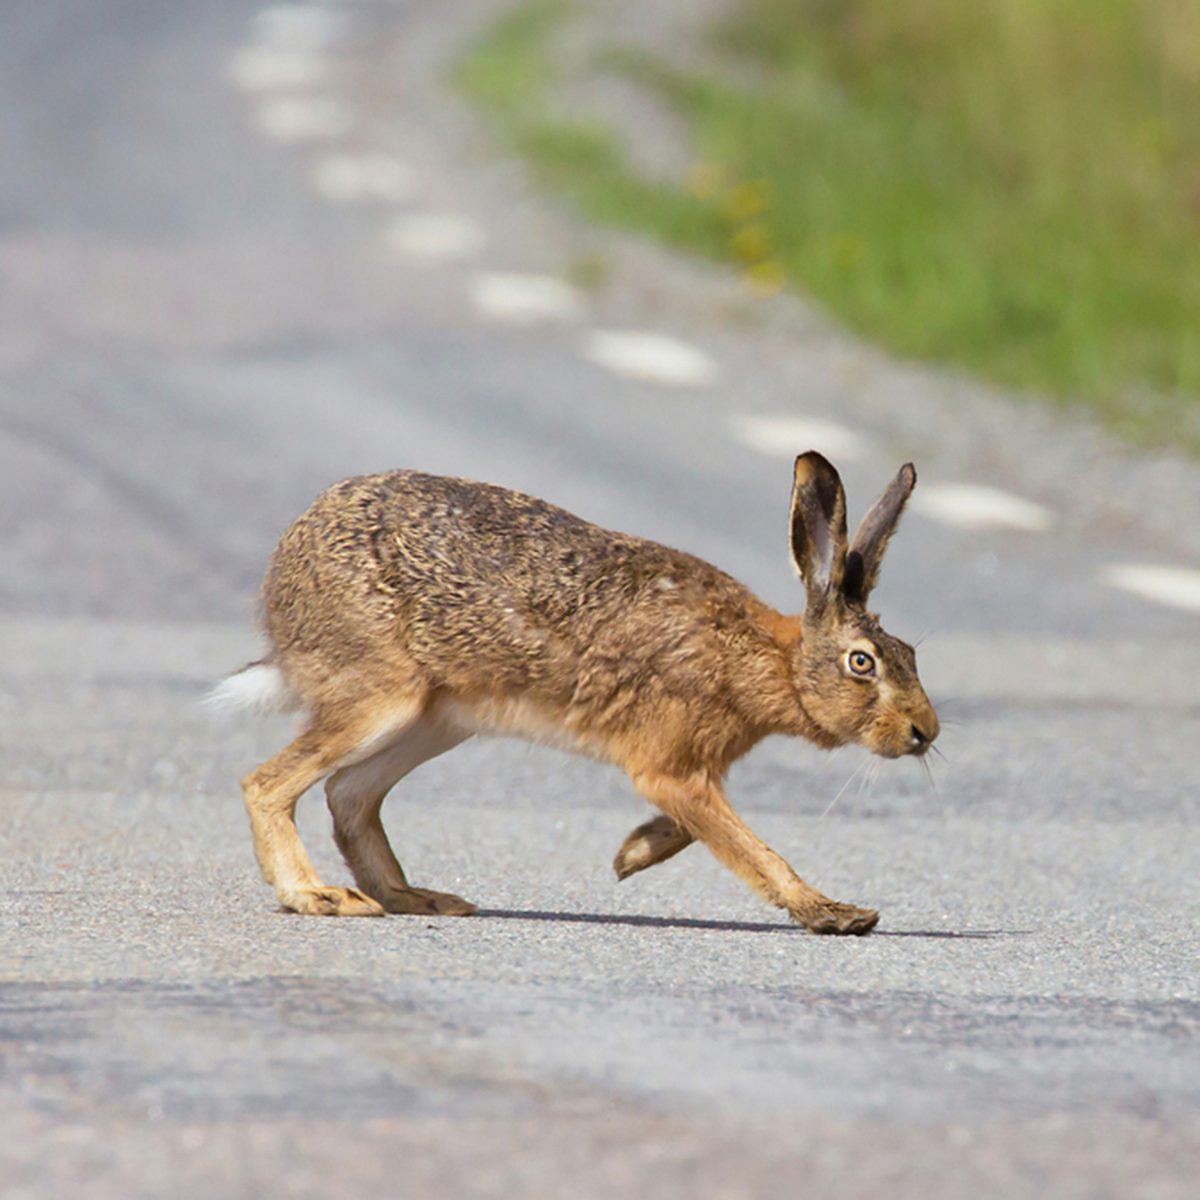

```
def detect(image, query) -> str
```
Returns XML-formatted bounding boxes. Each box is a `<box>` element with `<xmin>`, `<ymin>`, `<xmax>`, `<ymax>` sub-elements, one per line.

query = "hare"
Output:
<box><xmin>212</xmin><ymin>452</ymin><xmax>938</xmax><ymax>935</ymax></box>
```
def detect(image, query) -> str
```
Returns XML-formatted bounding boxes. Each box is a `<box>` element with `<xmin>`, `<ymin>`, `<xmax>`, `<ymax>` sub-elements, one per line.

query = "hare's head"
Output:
<box><xmin>787</xmin><ymin>452</ymin><xmax>938</xmax><ymax>759</ymax></box>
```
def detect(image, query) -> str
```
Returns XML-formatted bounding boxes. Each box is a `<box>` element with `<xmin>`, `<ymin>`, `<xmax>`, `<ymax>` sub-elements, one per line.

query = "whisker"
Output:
<box><xmin>864</xmin><ymin>760</ymin><xmax>881</xmax><ymax>802</ymax></box>
<box><xmin>819</xmin><ymin>759</ymin><xmax>866</xmax><ymax>820</ymax></box>
<box><xmin>855</xmin><ymin>759</ymin><xmax>878</xmax><ymax>805</ymax></box>
<box><xmin>930</xmin><ymin>743</ymin><xmax>949</xmax><ymax>764</ymax></box>
<box><xmin>920</xmin><ymin>755</ymin><xmax>940</xmax><ymax>802</ymax></box>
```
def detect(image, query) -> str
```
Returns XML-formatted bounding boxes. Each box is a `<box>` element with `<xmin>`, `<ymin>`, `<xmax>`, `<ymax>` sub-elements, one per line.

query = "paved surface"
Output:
<box><xmin>1</xmin><ymin>2</ymin><xmax>1198</xmax><ymax>1197</ymax></box>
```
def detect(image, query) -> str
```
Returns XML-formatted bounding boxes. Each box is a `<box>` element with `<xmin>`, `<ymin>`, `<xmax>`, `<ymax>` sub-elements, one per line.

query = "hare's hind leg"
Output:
<box><xmin>612</xmin><ymin>815</ymin><xmax>695</xmax><ymax>880</ymax></box>
<box><xmin>241</xmin><ymin>697</ymin><xmax>429</xmax><ymax>916</ymax></box>
<box><xmin>325</xmin><ymin>719</ymin><xmax>475</xmax><ymax>916</ymax></box>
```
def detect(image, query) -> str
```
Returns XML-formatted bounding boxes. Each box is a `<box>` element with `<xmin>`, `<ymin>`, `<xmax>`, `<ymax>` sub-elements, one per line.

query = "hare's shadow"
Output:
<box><xmin>475</xmin><ymin>909</ymin><xmax>1021</xmax><ymax>940</ymax></box>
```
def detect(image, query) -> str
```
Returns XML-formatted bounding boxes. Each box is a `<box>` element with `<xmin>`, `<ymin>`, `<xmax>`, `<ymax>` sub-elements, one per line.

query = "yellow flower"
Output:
<box><xmin>725</xmin><ymin>180</ymin><xmax>773</xmax><ymax>221</ymax></box>
<box><xmin>745</xmin><ymin>261</ymin><xmax>786</xmax><ymax>296</ymax></box>
<box><xmin>731</xmin><ymin>223</ymin><xmax>772</xmax><ymax>263</ymax></box>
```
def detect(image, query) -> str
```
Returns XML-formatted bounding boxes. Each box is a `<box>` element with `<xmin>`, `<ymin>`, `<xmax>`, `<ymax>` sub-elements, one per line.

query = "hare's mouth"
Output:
<box><xmin>867</xmin><ymin>722</ymin><xmax>932</xmax><ymax>759</ymax></box>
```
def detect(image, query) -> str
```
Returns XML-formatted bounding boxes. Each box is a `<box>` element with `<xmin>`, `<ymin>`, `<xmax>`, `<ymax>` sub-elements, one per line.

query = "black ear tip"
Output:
<box><xmin>794</xmin><ymin>449</ymin><xmax>839</xmax><ymax>478</ymax></box>
<box><xmin>900</xmin><ymin>462</ymin><xmax>917</xmax><ymax>488</ymax></box>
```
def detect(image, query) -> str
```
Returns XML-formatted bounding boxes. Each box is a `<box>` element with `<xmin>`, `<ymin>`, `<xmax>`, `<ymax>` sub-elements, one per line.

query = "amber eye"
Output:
<box><xmin>847</xmin><ymin>650</ymin><xmax>876</xmax><ymax>677</ymax></box>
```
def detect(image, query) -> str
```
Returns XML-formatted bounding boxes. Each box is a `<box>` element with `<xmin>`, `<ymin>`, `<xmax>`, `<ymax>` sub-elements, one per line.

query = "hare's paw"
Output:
<box><xmin>793</xmin><ymin>900</ymin><xmax>879</xmax><ymax>936</ymax></box>
<box><xmin>282</xmin><ymin>885</ymin><xmax>386</xmax><ymax>917</ymax></box>
<box><xmin>613</xmin><ymin>815</ymin><xmax>694</xmax><ymax>881</ymax></box>
<box><xmin>377</xmin><ymin>885</ymin><xmax>477</xmax><ymax>916</ymax></box>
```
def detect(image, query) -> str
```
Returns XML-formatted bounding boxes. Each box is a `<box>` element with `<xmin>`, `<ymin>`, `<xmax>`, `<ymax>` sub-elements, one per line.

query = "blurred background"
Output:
<box><xmin>1</xmin><ymin>2</ymin><xmax>1197</xmax><ymax>1198</ymax></box>
<box><xmin>463</xmin><ymin>0</ymin><xmax>1200</xmax><ymax>451</ymax></box>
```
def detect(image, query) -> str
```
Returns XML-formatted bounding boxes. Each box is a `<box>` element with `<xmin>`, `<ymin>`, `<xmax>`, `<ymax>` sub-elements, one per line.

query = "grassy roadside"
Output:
<box><xmin>456</xmin><ymin>0</ymin><xmax>1200</xmax><ymax>454</ymax></box>
<box><xmin>454</xmin><ymin>1</ymin><xmax>727</xmax><ymax>263</ymax></box>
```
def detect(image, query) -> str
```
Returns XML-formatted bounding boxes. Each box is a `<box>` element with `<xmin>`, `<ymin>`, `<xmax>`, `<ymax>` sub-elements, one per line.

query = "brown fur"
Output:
<box><xmin>230</xmin><ymin>456</ymin><xmax>938</xmax><ymax>934</ymax></box>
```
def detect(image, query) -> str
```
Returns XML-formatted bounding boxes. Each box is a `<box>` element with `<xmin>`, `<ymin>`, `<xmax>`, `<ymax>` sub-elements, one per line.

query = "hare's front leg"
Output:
<box><xmin>629</xmin><ymin>770</ymin><xmax>878</xmax><ymax>935</ymax></box>
<box><xmin>325</xmin><ymin>719</ymin><xmax>475</xmax><ymax>916</ymax></box>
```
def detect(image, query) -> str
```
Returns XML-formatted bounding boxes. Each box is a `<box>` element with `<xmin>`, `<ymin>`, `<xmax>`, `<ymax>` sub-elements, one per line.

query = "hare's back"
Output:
<box><xmin>371</xmin><ymin>470</ymin><xmax>690</xmax><ymax>613</ymax></box>
<box><xmin>265</xmin><ymin>470</ymin><xmax>748</xmax><ymax>695</ymax></box>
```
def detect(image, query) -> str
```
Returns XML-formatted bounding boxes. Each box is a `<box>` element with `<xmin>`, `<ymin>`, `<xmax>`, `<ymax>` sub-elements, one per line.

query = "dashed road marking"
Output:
<box><xmin>911</xmin><ymin>483</ymin><xmax>1054</xmax><ymax>532</ymax></box>
<box><xmin>469</xmin><ymin>273</ymin><xmax>583</xmax><ymax>324</ymax></box>
<box><xmin>385</xmin><ymin>213</ymin><xmax>486</xmax><ymax>261</ymax></box>
<box><xmin>228</xmin><ymin>47</ymin><xmax>327</xmax><ymax>90</ymax></box>
<box><xmin>255</xmin><ymin>96</ymin><xmax>349</xmax><ymax>141</ymax></box>
<box><xmin>1102</xmin><ymin>564</ymin><xmax>1200</xmax><ymax>613</ymax></box>
<box><xmin>582</xmin><ymin>331</ymin><xmax>717</xmax><ymax>388</ymax></box>
<box><xmin>254</xmin><ymin>5</ymin><xmax>346</xmax><ymax>50</ymax></box>
<box><xmin>312</xmin><ymin>154</ymin><xmax>412</xmax><ymax>202</ymax></box>
<box><xmin>730</xmin><ymin>414</ymin><xmax>869</xmax><ymax>462</ymax></box>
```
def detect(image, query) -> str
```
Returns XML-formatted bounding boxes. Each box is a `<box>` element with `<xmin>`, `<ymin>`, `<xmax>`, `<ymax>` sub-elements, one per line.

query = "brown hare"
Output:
<box><xmin>212</xmin><ymin>452</ymin><xmax>938</xmax><ymax>935</ymax></box>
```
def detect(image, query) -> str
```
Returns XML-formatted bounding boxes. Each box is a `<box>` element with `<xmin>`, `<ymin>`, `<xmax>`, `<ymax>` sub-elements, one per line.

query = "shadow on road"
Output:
<box><xmin>872</xmin><ymin>929</ymin><xmax>1027</xmax><ymax>940</ymax></box>
<box><xmin>475</xmin><ymin>909</ymin><xmax>1022</xmax><ymax>939</ymax></box>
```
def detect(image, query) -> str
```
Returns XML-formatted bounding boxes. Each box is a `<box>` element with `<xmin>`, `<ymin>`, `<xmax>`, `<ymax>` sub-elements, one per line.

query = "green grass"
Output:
<box><xmin>455</xmin><ymin>0</ymin><xmax>727</xmax><ymax>251</ymax></box>
<box><xmin>457</xmin><ymin>0</ymin><xmax>1200</xmax><ymax>452</ymax></box>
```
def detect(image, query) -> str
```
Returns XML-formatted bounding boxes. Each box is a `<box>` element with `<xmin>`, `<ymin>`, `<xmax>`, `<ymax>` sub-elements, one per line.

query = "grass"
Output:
<box><xmin>455</xmin><ymin>1</ymin><xmax>727</xmax><ymax>252</ymax></box>
<box><xmin>456</xmin><ymin>0</ymin><xmax>1200</xmax><ymax>453</ymax></box>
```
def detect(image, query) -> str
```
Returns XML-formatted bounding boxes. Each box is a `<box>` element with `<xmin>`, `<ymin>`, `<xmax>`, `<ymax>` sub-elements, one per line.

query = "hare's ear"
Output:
<box><xmin>843</xmin><ymin>463</ymin><xmax>916</xmax><ymax>604</ymax></box>
<box><xmin>789</xmin><ymin>451</ymin><xmax>848</xmax><ymax>610</ymax></box>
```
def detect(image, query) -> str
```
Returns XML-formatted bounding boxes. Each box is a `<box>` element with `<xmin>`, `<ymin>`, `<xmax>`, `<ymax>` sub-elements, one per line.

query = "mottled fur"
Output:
<box><xmin>227</xmin><ymin>454</ymin><xmax>938</xmax><ymax>934</ymax></box>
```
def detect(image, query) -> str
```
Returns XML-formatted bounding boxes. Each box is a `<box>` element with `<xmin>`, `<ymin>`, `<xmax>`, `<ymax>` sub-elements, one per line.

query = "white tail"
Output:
<box><xmin>205</xmin><ymin>663</ymin><xmax>300</xmax><ymax>715</ymax></box>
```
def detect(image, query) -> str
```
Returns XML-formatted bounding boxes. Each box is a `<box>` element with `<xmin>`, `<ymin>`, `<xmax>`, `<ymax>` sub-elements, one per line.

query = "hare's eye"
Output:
<box><xmin>847</xmin><ymin>650</ymin><xmax>876</xmax><ymax>677</ymax></box>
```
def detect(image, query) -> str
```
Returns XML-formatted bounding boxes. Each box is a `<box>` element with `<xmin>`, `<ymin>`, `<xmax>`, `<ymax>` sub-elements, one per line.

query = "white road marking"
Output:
<box><xmin>911</xmin><ymin>483</ymin><xmax>1054</xmax><ymax>532</ymax></box>
<box><xmin>385</xmin><ymin>213</ymin><xmax>485</xmax><ymax>261</ymax></box>
<box><xmin>582</xmin><ymin>331</ymin><xmax>717</xmax><ymax>388</ymax></box>
<box><xmin>730</xmin><ymin>413</ymin><xmax>869</xmax><ymax>462</ymax></box>
<box><xmin>228</xmin><ymin>47</ymin><xmax>326</xmax><ymax>90</ymax></box>
<box><xmin>254</xmin><ymin>5</ymin><xmax>346</xmax><ymax>50</ymax></box>
<box><xmin>1102</xmin><ymin>564</ymin><xmax>1200</xmax><ymax>613</ymax></box>
<box><xmin>469</xmin><ymin>273</ymin><xmax>583</xmax><ymax>324</ymax></box>
<box><xmin>255</xmin><ymin>97</ymin><xmax>349</xmax><ymax>142</ymax></box>
<box><xmin>311</xmin><ymin>154</ymin><xmax>412</xmax><ymax>202</ymax></box>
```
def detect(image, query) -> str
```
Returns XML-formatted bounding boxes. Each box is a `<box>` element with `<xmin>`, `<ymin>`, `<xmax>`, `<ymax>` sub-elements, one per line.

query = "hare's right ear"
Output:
<box><xmin>789</xmin><ymin>451</ymin><xmax>847</xmax><ymax>610</ymax></box>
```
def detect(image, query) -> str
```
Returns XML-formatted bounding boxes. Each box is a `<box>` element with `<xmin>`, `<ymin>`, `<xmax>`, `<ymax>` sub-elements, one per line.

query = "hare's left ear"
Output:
<box><xmin>789</xmin><ymin>452</ymin><xmax>848</xmax><ymax>610</ymax></box>
<box><xmin>842</xmin><ymin>463</ymin><xmax>916</xmax><ymax>603</ymax></box>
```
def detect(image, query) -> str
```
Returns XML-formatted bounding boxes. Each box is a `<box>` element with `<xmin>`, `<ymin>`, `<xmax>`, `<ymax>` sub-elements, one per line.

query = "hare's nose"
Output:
<box><xmin>909</xmin><ymin>723</ymin><xmax>934</xmax><ymax>754</ymax></box>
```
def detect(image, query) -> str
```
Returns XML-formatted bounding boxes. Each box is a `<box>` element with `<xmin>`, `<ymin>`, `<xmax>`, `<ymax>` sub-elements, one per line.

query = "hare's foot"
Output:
<box><xmin>792</xmin><ymin>900</ymin><xmax>879</xmax><ymax>936</ymax></box>
<box><xmin>375</xmin><ymin>885</ymin><xmax>476</xmax><ymax>916</ymax></box>
<box><xmin>281</xmin><ymin>885</ymin><xmax>385</xmax><ymax>917</ymax></box>
<box><xmin>613</xmin><ymin>815</ymin><xmax>695</xmax><ymax>880</ymax></box>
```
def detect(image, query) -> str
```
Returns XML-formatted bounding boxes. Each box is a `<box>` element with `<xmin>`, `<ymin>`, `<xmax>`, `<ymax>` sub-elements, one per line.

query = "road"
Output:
<box><xmin>1</xmin><ymin>2</ymin><xmax>1197</xmax><ymax>1197</ymax></box>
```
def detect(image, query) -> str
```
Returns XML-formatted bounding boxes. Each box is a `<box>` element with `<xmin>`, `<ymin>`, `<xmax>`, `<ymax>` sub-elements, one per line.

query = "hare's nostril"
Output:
<box><xmin>910</xmin><ymin>724</ymin><xmax>931</xmax><ymax>752</ymax></box>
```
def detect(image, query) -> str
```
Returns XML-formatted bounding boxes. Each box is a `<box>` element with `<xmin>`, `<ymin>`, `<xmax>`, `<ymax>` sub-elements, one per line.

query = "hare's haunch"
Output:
<box><xmin>214</xmin><ymin>453</ymin><xmax>938</xmax><ymax>935</ymax></box>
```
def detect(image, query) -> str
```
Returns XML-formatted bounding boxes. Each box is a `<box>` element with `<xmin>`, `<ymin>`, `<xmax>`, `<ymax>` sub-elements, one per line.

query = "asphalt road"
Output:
<box><xmin>1</xmin><ymin>2</ymin><xmax>1198</xmax><ymax>1197</ymax></box>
